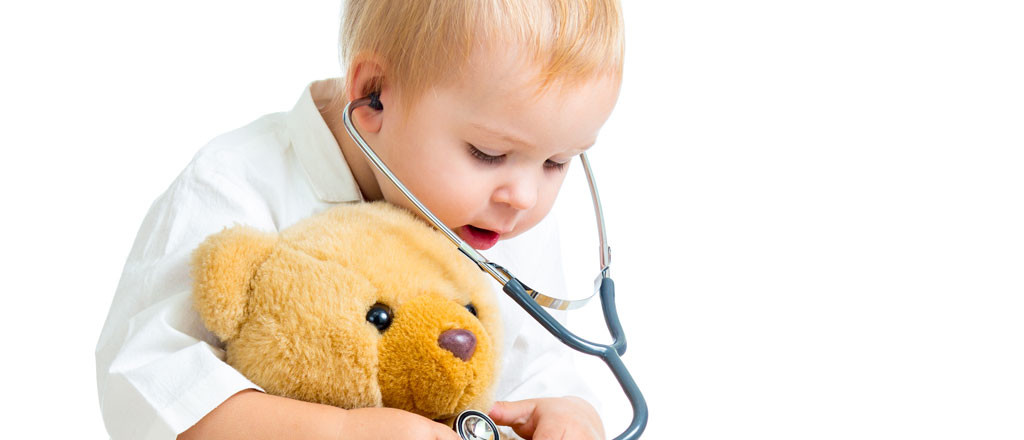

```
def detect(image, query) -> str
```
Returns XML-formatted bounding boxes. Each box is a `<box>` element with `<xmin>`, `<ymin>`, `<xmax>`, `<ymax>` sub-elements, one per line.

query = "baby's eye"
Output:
<box><xmin>470</xmin><ymin>143</ymin><xmax>569</xmax><ymax>172</ymax></box>
<box><xmin>465</xmin><ymin>303</ymin><xmax>478</xmax><ymax>317</ymax></box>
<box><xmin>366</xmin><ymin>303</ymin><xmax>393</xmax><ymax>332</ymax></box>
<box><xmin>544</xmin><ymin>159</ymin><xmax>568</xmax><ymax>172</ymax></box>
<box><xmin>468</xmin><ymin>144</ymin><xmax>505</xmax><ymax>164</ymax></box>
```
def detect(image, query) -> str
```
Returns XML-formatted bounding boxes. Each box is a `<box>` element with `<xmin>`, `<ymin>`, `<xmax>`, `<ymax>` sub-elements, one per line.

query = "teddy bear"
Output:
<box><xmin>190</xmin><ymin>201</ymin><xmax>502</xmax><ymax>422</ymax></box>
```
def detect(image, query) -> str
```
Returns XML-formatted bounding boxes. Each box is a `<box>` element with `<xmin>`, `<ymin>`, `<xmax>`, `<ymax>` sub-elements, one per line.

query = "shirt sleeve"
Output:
<box><xmin>95</xmin><ymin>149</ymin><xmax>276</xmax><ymax>439</ymax></box>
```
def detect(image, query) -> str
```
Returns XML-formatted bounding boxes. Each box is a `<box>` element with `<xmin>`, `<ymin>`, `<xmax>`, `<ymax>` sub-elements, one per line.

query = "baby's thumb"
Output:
<box><xmin>488</xmin><ymin>400</ymin><xmax>539</xmax><ymax>437</ymax></box>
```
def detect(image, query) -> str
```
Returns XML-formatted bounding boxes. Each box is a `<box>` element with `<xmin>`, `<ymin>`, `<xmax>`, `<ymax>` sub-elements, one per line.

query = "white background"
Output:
<box><xmin>2</xmin><ymin>1</ymin><xmax>1022</xmax><ymax>439</ymax></box>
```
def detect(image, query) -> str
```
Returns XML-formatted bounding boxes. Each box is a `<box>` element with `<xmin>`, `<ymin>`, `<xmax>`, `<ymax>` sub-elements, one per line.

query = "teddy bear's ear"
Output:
<box><xmin>191</xmin><ymin>225</ymin><xmax>278</xmax><ymax>342</ymax></box>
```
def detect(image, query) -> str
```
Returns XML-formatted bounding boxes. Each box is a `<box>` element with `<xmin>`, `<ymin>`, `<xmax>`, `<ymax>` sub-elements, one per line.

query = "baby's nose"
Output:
<box><xmin>492</xmin><ymin>178</ymin><xmax>538</xmax><ymax>212</ymax></box>
<box><xmin>438</xmin><ymin>329</ymin><xmax>477</xmax><ymax>361</ymax></box>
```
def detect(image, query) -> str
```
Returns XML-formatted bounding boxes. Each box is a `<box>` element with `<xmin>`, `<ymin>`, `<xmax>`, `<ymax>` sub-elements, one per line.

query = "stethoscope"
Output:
<box><xmin>344</xmin><ymin>92</ymin><xmax>648</xmax><ymax>440</ymax></box>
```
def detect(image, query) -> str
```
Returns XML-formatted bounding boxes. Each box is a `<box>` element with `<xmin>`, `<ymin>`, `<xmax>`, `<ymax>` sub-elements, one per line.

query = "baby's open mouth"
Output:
<box><xmin>456</xmin><ymin>225</ymin><xmax>501</xmax><ymax>250</ymax></box>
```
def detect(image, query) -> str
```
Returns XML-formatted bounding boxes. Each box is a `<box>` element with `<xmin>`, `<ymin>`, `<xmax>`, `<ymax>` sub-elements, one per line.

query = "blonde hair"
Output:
<box><xmin>340</xmin><ymin>0</ymin><xmax>624</xmax><ymax>104</ymax></box>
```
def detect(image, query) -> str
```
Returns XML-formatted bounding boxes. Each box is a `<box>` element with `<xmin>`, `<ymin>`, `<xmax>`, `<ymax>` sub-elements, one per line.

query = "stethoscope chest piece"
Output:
<box><xmin>454</xmin><ymin>410</ymin><xmax>500</xmax><ymax>440</ymax></box>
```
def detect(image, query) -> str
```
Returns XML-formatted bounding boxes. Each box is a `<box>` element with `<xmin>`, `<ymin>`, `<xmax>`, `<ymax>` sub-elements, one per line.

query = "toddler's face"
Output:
<box><xmin>369</xmin><ymin>49</ymin><xmax>620</xmax><ymax>250</ymax></box>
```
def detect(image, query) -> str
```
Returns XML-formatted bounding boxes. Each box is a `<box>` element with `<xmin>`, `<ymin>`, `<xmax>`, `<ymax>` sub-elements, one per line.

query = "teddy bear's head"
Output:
<box><xmin>191</xmin><ymin>202</ymin><xmax>501</xmax><ymax>420</ymax></box>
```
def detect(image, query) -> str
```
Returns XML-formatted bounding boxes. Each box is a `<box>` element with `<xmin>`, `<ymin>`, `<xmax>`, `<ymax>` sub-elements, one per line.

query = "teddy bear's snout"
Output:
<box><xmin>438</xmin><ymin>329</ymin><xmax>477</xmax><ymax>361</ymax></box>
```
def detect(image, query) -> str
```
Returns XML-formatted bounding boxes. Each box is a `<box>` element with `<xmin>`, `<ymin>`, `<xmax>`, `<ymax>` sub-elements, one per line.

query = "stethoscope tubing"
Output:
<box><xmin>502</xmin><ymin>276</ymin><xmax>647</xmax><ymax>439</ymax></box>
<box><xmin>343</xmin><ymin>97</ymin><xmax>647</xmax><ymax>439</ymax></box>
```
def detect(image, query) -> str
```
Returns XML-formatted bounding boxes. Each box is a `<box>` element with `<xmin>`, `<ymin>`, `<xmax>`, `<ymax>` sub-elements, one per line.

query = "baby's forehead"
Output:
<box><xmin>444</xmin><ymin>42</ymin><xmax>619</xmax><ymax>101</ymax></box>
<box><xmin>415</xmin><ymin>57</ymin><xmax>618</xmax><ymax>157</ymax></box>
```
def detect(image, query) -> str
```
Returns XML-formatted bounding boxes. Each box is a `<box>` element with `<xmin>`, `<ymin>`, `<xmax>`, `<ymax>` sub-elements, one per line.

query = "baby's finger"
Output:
<box><xmin>488</xmin><ymin>400</ymin><xmax>535</xmax><ymax>424</ymax></box>
<box><xmin>488</xmin><ymin>400</ymin><xmax>540</xmax><ymax>437</ymax></box>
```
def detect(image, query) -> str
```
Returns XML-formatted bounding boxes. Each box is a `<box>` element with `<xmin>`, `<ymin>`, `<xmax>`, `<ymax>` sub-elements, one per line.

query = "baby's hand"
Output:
<box><xmin>489</xmin><ymin>397</ymin><xmax>604</xmax><ymax>440</ymax></box>
<box><xmin>339</xmin><ymin>407</ymin><xmax>461</xmax><ymax>440</ymax></box>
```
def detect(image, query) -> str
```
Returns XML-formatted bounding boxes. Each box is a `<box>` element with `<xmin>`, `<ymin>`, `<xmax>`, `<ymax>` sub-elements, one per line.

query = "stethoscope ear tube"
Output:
<box><xmin>503</xmin><ymin>277</ymin><xmax>647</xmax><ymax>440</ymax></box>
<box><xmin>600</xmin><ymin>277</ymin><xmax>627</xmax><ymax>356</ymax></box>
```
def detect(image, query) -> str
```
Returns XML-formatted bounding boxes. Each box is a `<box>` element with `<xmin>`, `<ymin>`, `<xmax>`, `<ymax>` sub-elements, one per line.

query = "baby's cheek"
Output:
<box><xmin>434</xmin><ymin>185</ymin><xmax>490</xmax><ymax>225</ymax></box>
<box><xmin>509</xmin><ymin>198</ymin><xmax>554</xmax><ymax>238</ymax></box>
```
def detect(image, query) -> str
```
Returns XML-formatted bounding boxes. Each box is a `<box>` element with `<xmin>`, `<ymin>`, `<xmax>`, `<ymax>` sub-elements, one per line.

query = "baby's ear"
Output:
<box><xmin>191</xmin><ymin>225</ymin><xmax>278</xmax><ymax>342</ymax></box>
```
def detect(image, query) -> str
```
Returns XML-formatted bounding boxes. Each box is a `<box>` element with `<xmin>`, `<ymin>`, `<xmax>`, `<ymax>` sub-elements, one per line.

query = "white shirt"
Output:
<box><xmin>95</xmin><ymin>80</ymin><xmax>595</xmax><ymax>439</ymax></box>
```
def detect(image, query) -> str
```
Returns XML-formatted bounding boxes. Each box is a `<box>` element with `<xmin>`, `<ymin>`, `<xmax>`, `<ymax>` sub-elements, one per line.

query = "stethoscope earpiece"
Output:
<box><xmin>367</xmin><ymin>91</ymin><xmax>383</xmax><ymax>111</ymax></box>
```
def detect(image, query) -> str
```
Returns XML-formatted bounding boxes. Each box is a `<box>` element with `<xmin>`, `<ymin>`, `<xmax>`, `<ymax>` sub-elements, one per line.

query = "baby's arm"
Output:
<box><xmin>178</xmin><ymin>390</ymin><xmax>459</xmax><ymax>440</ymax></box>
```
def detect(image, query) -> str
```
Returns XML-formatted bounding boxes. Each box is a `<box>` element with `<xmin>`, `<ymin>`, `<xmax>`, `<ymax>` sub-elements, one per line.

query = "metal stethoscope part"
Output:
<box><xmin>454</xmin><ymin>410</ymin><xmax>499</xmax><ymax>440</ymax></box>
<box><xmin>343</xmin><ymin>96</ymin><xmax>648</xmax><ymax>439</ymax></box>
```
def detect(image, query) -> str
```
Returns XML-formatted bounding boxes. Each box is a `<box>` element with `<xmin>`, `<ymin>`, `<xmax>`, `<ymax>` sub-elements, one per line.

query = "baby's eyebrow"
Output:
<box><xmin>470</xmin><ymin>122</ymin><xmax>534</xmax><ymax>149</ymax></box>
<box><xmin>470</xmin><ymin>122</ymin><xmax>596</xmax><ymax>154</ymax></box>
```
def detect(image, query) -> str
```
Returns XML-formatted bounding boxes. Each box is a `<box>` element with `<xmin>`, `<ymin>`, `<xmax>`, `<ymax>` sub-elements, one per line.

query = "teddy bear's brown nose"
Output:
<box><xmin>438</xmin><ymin>329</ymin><xmax>476</xmax><ymax>361</ymax></box>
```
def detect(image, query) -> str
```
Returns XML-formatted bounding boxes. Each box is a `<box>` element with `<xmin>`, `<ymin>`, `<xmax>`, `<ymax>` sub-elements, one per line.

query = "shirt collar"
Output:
<box><xmin>287</xmin><ymin>80</ymin><xmax>364</xmax><ymax>203</ymax></box>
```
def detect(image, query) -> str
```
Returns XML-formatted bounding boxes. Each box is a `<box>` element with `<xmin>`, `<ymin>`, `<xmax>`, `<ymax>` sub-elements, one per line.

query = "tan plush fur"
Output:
<box><xmin>191</xmin><ymin>202</ymin><xmax>501</xmax><ymax>420</ymax></box>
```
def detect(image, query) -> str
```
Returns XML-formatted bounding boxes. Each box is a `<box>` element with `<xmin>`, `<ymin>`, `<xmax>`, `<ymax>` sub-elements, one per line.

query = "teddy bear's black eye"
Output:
<box><xmin>366</xmin><ymin>303</ymin><xmax>393</xmax><ymax>332</ymax></box>
<box><xmin>465</xmin><ymin>303</ymin><xmax>478</xmax><ymax>317</ymax></box>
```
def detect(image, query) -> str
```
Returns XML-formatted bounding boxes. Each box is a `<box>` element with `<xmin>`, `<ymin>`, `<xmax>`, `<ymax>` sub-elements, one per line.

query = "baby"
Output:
<box><xmin>95</xmin><ymin>1</ymin><xmax>623</xmax><ymax>439</ymax></box>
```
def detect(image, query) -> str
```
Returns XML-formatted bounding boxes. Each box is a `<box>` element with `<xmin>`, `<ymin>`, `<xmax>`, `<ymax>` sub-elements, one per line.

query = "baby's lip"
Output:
<box><xmin>456</xmin><ymin>225</ymin><xmax>503</xmax><ymax>250</ymax></box>
<box><xmin>474</xmin><ymin>224</ymin><xmax>511</xmax><ymax>235</ymax></box>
